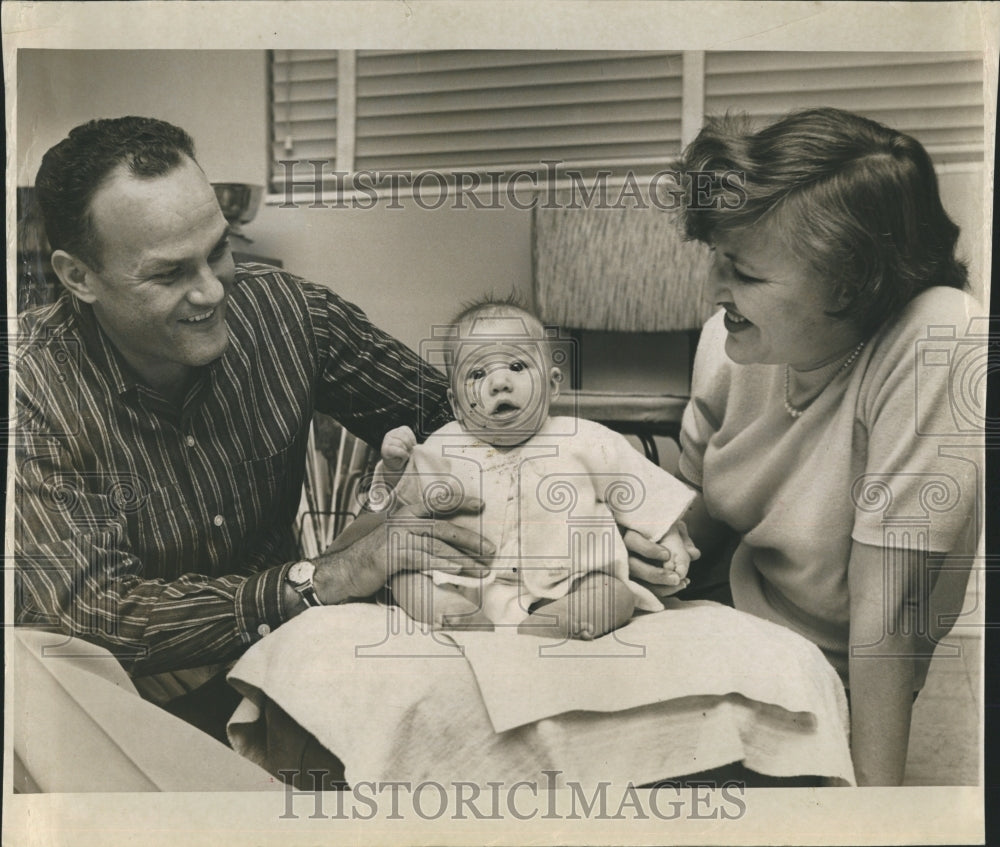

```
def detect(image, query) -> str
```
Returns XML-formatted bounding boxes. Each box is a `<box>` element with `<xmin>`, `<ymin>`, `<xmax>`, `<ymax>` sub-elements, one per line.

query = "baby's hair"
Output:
<box><xmin>443</xmin><ymin>292</ymin><xmax>549</xmax><ymax>375</ymax></box>
<box><xmin>449</xmin><ymin>290</ymin><xmax>535</xmax><ymax>328</ymax></box>
<box><xmin>674</xmin><ymin>107</ymin><xmax>967</xmax><ymax>334</ymax></box>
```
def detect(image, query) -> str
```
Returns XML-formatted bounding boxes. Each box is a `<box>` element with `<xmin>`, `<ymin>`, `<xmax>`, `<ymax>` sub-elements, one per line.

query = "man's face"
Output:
<box><xmin>80</xmin><ymin>156</ymin><xmax>235</xmax><ymax>392</ymax></box>
<box><xmin>448</xmin><ymin>315</ymin><xmax>561</xmax><ymax>448</ymax></box>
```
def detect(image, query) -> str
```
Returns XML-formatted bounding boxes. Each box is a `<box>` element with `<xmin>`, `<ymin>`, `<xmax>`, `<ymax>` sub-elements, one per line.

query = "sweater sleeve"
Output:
<box><xmin>576</xmin><ymin>419</ymin><xmax>696</xmax><ymax>542</ymax></box>
<box><xmin>851</xmin><ymin>288</ymin><xmax>984</xmax><ymax>554</ymax></box>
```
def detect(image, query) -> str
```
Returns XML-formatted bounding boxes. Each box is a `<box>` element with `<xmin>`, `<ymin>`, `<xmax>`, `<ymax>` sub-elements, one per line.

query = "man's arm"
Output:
<box><xmin>18</xmin><ymin>432</ymin><xmax>493</xmax><ymax>670</ymax></box>
<box><xmin>285</xmin><ymin>501</ymin><xmax>493</xmax><ymax>614</ymax></box>
<box><xmin>15</xmin><ymin>432</ymin><xmax>298</xmax><ymax>675</ymax></box>
<box><xmin>305</xmin><ymin>283</ymin><xmax>453</xmax><ymax>445</ymax></box>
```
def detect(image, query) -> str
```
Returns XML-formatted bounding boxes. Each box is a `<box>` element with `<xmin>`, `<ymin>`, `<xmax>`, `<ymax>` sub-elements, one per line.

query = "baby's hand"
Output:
<box><xmin>381</xmin><ymin>425</ymin><xmax>417</xmax><ymax>472</ymax></box>
<box><xmin>657</xmin><ymin>523</ymin><xmax>698</xmax><ymax>583</ymax></box>
<box><xmin>624</xmin><ymin>521</ymin><xmax>700</xmax><ymax>596</ymax></box>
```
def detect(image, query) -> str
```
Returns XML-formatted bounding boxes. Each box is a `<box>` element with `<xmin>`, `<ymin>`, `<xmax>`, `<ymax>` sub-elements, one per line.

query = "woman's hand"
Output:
<box><xmin>624</xmin><ymin>522</ymin><xmax>700</xmax><ymax>598</ymax></box>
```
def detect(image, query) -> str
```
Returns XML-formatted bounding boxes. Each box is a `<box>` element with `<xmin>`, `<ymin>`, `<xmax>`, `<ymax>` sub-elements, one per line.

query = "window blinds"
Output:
<box><xmin>704</xmin><ymin>52</ymin><xmax>984</xmax><ymax>165</ymax></box>
<box><xmin>270</xmin><ymin>50</ymin><xmax>338</xmax><ymax>170</ymax></box>
<box><xmin>270</xmin><ymin>49</ymin><xmax>985</xmax><ymax>190</ymax></box>
<box><xmin>352</xmin><ymin>50</ymin><xmax>684</xmax><ymax>174</ymax></box>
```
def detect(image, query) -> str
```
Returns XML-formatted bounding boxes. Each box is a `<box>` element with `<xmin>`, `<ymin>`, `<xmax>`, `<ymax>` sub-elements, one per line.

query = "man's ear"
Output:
<box><xmin>50</xmin><ymin>250</ymin><xmax>99</xmax><ymax>304</ymax></box>
<box><xmin>549</xmin><ymin>366</ymin><xmax>563</xmax><ymax>399</ymax></box>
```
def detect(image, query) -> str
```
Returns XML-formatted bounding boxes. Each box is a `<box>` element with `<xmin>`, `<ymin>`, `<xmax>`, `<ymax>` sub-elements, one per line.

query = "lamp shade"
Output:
<box><xmin>534</xmin><ymin>205</ymin><xmax>714</xmax><ymax>333</ymax></box>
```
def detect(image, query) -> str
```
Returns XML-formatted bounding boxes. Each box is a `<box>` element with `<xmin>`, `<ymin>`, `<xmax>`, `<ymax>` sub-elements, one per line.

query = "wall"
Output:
<box><xmin>938</xmin><ymin>167</ymin><xmax>989</xmax><ymax>307</ymax></box>
<box><xmin>17</xmin><ymin>50</ymin><xmax>268</xmax><ymax>186</ymax></box>
<box><xmin>247</xmin><ymin>203</ymin><xmax>533</xmax><ymax>352</ymax></box>
<box><xmin>16</xmin><ymin>49</ymin><xmax>989</xmax><ymax>379</ymax></box>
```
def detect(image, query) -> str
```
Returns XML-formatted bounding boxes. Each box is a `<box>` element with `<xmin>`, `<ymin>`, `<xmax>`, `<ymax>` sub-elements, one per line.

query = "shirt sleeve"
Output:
<box><xmin>677</xmin><ymin>310</ymin><xmax>730</xmax><ymax>490</ymax></box>
<box><xmin>15</xmin><ymin>429</ymin><xmax>293</xmax><ymax>676</ymax></box>
<box><xmin>304</xmin><ymin>283</ymin><xmax>453</xmax><ymax>447</ymax></box>
<box><xmin>851</xmin><ymin>290</ymin><xmax>984</xmax><ymax>554</ymax></box>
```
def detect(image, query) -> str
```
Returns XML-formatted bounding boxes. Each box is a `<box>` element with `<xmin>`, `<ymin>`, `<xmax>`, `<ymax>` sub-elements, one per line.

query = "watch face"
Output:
<box><xmin>288</xmin><ymin>560</ymin><xmax>316</xmax><ymax>586</ymax></box>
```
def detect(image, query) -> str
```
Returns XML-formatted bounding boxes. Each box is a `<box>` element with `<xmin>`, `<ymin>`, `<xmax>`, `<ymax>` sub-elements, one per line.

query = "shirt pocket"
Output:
<box><xmin>121</xmin><ymin>480</ymin><xmax>189</xmax><ymax>576</ymax></box>
<box><xmin>230</xmin><ymin>440</ymin><xmax>307</xmax><ymax>537</ymax></box>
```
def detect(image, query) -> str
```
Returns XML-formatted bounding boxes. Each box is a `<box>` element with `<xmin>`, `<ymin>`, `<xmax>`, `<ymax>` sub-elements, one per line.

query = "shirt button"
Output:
<box><xmin>213</xmin><ymin>514</ymin><xmax>225</xmax><ymax>527</ymax></box>
<box><xmin>257</xmin><ymin>624</ymin><xmax>271</xmax><ymax>637</ymax></box>
<box><xmin>185</xmin><ymin>435</ymin><xmax>195</xmax><ymax>447</ymax></box>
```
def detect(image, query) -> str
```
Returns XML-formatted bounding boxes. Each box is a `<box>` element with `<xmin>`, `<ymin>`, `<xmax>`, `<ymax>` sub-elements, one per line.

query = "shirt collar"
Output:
<box><xmin>69</xmin><ymin>291</ymin><xmax>234</xmax><ymax>408</ymax></box>
<box><xmin>69</xmin><ymin>294</ymin><xmax>140</xmax><ymax>397</ymax></box>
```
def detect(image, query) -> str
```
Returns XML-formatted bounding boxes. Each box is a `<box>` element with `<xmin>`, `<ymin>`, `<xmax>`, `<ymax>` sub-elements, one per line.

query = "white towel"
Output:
<box><xmin>450</xmin><ymin>599</ymin><xmax>849</xmax><ymax>733</ymax></box>
<box><xmin>227</xmin><ymin>602</ymin><xmax>855</xmax><ymax>787</ymax></box>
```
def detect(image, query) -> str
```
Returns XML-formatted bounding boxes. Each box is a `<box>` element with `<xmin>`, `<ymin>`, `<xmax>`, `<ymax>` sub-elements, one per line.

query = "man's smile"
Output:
<box><xmin>179</xmin><ymin>308</ymin><xmax>218</xmax><ymax>325</ymax></box>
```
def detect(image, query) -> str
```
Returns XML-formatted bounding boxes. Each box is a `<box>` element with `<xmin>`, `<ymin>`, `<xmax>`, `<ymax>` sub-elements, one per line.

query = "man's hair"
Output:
<box><xmin>675</xmin><ymin>107</ymin><xmax>967</xmax><ymax>334</ymax></box>
<box><xmin>35</xmin><ymin>116</ymin><xmax>198</xmax><ymax>271</ymax></box>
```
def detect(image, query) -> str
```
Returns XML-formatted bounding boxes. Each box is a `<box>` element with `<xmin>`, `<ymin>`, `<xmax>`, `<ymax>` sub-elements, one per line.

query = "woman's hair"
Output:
<box><xmin>35</xmin><ymin>116</ymin><xmax>198</xmax><ymax>271</ymax></box>
<box><xmin>675</xmin><ymin>107</ymin><xmax>967</xmax><ymax>333</ymax></box>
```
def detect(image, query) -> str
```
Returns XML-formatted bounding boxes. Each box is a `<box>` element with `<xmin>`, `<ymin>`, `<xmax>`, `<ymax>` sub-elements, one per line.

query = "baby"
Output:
<box><xmin>376</xmin><ymin>298</ymin><xmax>698</xmax><ymax>639</ymax></box>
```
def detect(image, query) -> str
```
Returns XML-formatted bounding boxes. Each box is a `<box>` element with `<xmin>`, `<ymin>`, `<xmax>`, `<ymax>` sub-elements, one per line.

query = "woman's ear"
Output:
<box><xmin>50</xmin><ymin>250</ymin><xmax>99</xmax><ymax>304</ymax></box>
<box><xmin>832</xmin><ymin>278</ymin><xmax>860</xmax><ymax>311</ymax></box>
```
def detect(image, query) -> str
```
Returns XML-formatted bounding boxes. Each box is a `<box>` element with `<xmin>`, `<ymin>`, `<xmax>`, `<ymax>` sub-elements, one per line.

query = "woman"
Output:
<box><xmin>634</xmin><ymin>108</ymin><xmax>983</xmax><ymax>785</ymax></box>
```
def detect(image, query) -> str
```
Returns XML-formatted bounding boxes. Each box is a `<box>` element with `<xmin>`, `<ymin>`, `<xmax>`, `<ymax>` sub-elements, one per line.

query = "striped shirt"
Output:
<box><xmin>15</xmin><ymin>264</ymin><xmax>452</xmax><ymax>675</ymax></box>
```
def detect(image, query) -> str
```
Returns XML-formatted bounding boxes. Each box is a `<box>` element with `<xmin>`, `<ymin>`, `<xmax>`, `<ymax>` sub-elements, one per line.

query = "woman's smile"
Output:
<box><xmin>721</xmin><ymin>303</ymin><xmax>753</xmax><ymax>333</ymax></box>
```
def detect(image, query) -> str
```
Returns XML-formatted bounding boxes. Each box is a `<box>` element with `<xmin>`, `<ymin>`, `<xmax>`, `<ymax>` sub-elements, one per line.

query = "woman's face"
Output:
<box><xmin>707</xmin><ymin>222</ymin><xmax>863</xmax><ymax>369</ymax></box>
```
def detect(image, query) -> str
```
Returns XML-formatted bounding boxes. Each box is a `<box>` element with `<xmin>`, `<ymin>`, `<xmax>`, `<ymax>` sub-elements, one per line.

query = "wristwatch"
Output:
<box><xmin>286</xmin><ymin>560</ymin><xmax>323</xmax><ymax>608</ymax></box>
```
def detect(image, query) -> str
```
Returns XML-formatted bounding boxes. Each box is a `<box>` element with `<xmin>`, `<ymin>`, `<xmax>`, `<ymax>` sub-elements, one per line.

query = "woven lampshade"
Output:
<box><xmin>533</xmin><ymin>205</ymin><xmax>714</xmax><ymax>333</ymax></box>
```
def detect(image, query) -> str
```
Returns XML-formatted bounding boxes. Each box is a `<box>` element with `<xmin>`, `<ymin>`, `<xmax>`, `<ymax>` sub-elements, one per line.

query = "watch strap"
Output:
<box><xmin>292</xmin><ymin>582</ymin><xmax>323</xmax><ymax>608</ymax></box>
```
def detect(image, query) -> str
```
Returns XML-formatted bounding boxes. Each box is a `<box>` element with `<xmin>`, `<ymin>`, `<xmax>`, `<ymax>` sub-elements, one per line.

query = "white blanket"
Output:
<box><xmin>227</xmin><ymin>601</ymin><xmax>855</xmax><ymax>787</ymax></box>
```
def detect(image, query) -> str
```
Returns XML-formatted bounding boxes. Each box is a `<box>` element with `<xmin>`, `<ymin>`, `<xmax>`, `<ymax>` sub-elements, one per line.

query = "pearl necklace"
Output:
<box><xmin>783</xmin><ymin>340</ymin><xmax>866</xmax><ymax>419</ymax></box>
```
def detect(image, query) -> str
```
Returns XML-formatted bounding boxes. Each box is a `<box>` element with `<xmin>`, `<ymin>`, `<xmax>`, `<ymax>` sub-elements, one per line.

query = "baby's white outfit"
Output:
<box><xmin>375</xmin><ymin>416</ymin><xmax>695</xmax><ymax>625</ymax></box>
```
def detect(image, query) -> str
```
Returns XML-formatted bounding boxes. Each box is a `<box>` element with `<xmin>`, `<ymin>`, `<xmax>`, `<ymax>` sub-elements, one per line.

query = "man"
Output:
<box><xmin>15</xmin><ymin>116</ymin><xmax>491</xmax><ymax>693</ymax></box>
<box><xmin>15</xmin><ymin>117</ymin><xmax>686</xmax><ymax>753</ymax></box>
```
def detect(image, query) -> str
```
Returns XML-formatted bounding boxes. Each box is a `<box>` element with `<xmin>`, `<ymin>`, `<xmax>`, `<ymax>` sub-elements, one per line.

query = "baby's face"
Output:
<box><xmin>448</xmin><ymin>315</ymin><xmax>561</xmax><ymax>448</ymax></box>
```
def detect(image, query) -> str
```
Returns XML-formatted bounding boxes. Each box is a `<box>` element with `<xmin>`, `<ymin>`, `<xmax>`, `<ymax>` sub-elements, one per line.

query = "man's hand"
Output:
<box><xmin>624</xmin><ymin>522</ymin><xmax>700</xmax><ymax>599</ymax></box>
<box><xmin>309</xmin><ymin>494</ymin><xmax>493</xmax><ymax>606</ymax></box>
